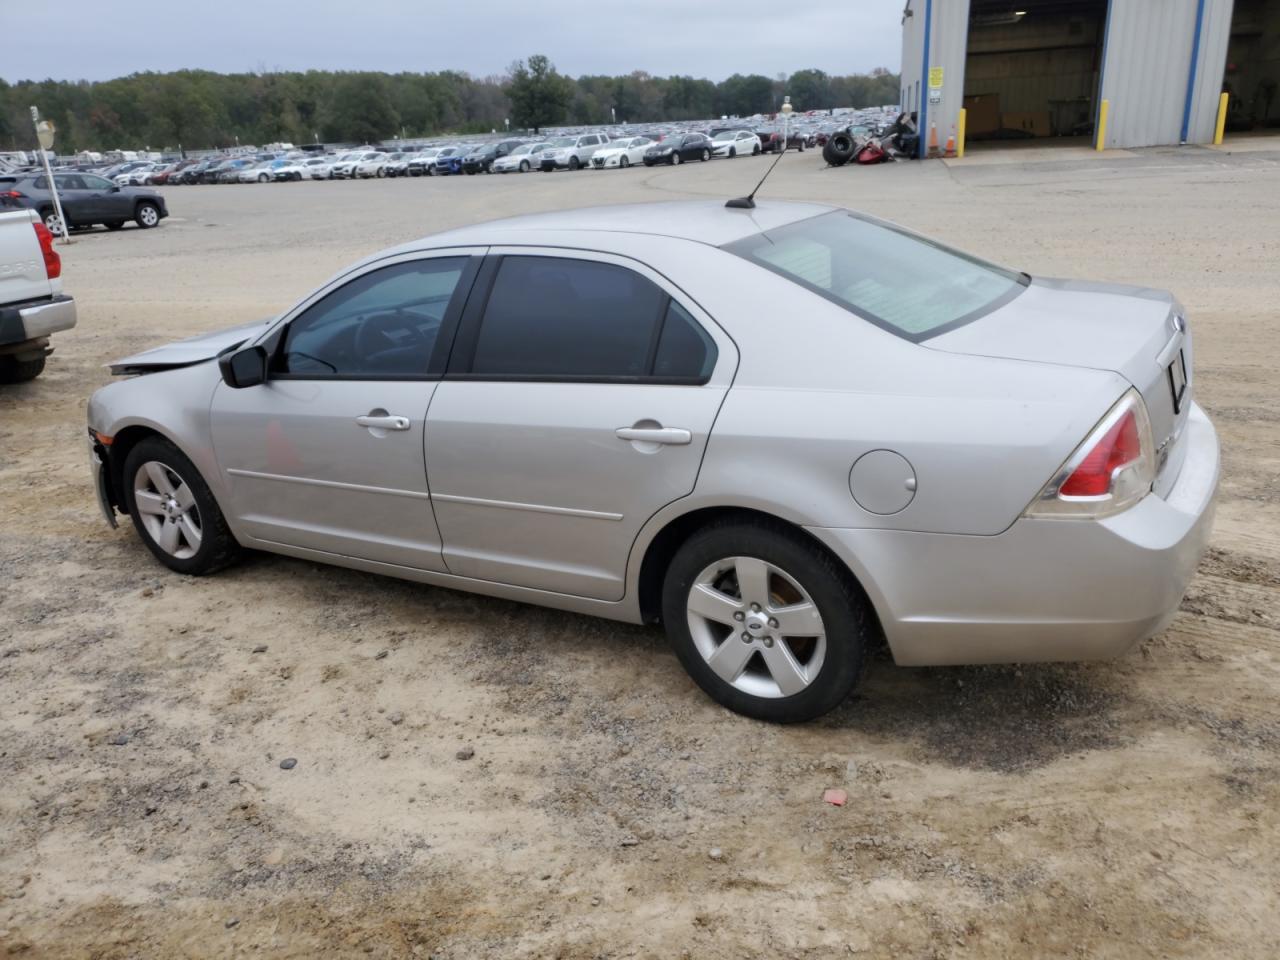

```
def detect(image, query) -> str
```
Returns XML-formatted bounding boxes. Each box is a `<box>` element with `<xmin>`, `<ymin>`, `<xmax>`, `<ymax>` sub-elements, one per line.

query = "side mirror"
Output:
<box><xmin>110</xmin><ymin>185</ymin><xmax>121</xmax><ymax>192</ymax></box>
<box><xmin>219</xmin><ymin>345</ymin><xmax>268</xmax><ymax>389</ymax></box>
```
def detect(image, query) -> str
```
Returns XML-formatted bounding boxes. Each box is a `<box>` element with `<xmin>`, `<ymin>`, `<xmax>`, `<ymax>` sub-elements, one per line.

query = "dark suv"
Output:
<box><xmin>461</xmin><ymin>139</ymin><xmax>526</xmax><ymax>175</ymax></box>
<box><xmin>1</xmin><ymin>172</ymin><xmax>168</xmax><ymax>232</ymax></box>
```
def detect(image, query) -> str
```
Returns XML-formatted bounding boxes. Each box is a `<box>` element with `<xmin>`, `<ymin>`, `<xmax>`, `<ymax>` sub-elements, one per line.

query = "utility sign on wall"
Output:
<box><xmin>928</xmin><ymin>66</ymin><xmax>943</xmax><ymax>104</ymax></box>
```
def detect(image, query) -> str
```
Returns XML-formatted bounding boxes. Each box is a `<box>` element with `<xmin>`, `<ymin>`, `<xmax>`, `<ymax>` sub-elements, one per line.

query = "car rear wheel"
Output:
<box><xmin>135</xmin><ymin>202</ymin><xmax>161</xmax><ymax>229</ymax></box>
<box><xmin>701</xmin><ymin>149</ymin><xmax>711</xmax><ymax>161</ymax></box>
<box><xmin>122</xmin><ymin>437</ymin><xmax>240</xmax><ymax>576</ymax></box>
<box><xmin>661</xmin><ymin>519</ymin><xmax>872</xmax><ymax>723</ymax></box>
<box><xmin>41</xmin><ymin>209</ymin><xmax>64</xmax><ymax>234</ymax></box>
<box><xmin>0</xmin><ymin>355</ymin><xmax>46</xmax><ymax>383</ymax></box>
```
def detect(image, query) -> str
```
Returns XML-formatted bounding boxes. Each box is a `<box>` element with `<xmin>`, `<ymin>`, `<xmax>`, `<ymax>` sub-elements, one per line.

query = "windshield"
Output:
<box><xmin>548</xmin><ymin>137</ymin><xmax>576</xmax><ymax>148</ymax></box>
<box><xmin>713</xmin><ymin>131</ymin><xmax>738</xmax><ymax>141</ymax></box>
<box><xmin>725</xmin><ymin>211</ymin><xmax>1026</xmax><ymax>341</ymax></box>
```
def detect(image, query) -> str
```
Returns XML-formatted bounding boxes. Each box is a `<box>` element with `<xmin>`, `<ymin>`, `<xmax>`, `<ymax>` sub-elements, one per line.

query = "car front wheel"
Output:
<box><xmin>135</xmin><ymin>202</ymin><xmax>161</xmax><ymax>229</ymax></box>
<box><xmin>672</xmin><ymin>153</ymin><xmax>682</xmax><ymax>165</ymax></box>
<box><xmin>122</xmin><ymin>436</ymin><xmax>240</xmax><ymax>576</ymax></box>
<box><xmin>661</xmin><ymin>519</ymin><xmax>872</xmax><ymax>723</ymax></box>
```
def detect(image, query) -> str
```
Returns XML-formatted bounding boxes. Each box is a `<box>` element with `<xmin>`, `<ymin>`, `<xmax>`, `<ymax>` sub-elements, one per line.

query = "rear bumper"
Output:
<box><xmin>808</xmin><ymin>402</ymin><xmax>1219</xmax><ymax>667</ymax></box>
<box><xmin>0</xmin><ymin>294</ymin><xmax>77</xmax><ymax>351</ymax></box>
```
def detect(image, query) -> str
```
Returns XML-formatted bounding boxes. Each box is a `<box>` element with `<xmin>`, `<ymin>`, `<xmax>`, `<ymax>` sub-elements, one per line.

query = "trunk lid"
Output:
<box><xmin>928</xmin><ymin>277</ymin><xmax>1193</xmax><ymax>496</ymax></box>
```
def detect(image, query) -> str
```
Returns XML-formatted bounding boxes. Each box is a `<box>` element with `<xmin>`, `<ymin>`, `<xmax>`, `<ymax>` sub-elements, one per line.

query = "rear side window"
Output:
<box><xmin>466</xmin><ymin>256</ymin><xmax>716</xmax><ymax>382</ymax></box>
<box><xmin>653</xmin><ymin>301</ymin><xmax>715</xmax><ymax>380</ymax></box>
<box><xmin>724</xmin><ymin>211</ymin><xmax>1026</xmax><ymax>341</ymax></box>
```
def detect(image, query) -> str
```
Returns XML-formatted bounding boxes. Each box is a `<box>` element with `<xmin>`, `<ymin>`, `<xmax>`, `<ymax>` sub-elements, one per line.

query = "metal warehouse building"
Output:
<box><xmin>901</xmin><ymin>0</ymin><xmax>1280</xmax><ymax>153</ymax></box>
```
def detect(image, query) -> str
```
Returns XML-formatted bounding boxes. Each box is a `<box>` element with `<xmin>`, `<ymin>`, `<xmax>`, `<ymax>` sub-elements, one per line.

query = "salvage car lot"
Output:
<box><xmin>2</xmin><ymin>147</ymin><xmax>1279</xmax><ymax>957</ymax></box>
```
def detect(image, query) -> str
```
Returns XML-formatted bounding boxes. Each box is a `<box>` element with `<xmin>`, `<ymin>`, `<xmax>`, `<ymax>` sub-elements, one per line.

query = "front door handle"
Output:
<box><xmin>615</xmin><ymin>425</ymin><xmax>692</xmax><ymax>445</ymax></box>
<box><xmin>356</xmin><ymin>414</ymin><xmax>410</xmax><ymax>431</ymax></box>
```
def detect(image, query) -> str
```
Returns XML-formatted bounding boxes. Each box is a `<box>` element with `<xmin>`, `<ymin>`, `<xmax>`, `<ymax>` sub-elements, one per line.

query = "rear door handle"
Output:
<box><xmin>356</xmin><ymin>414</ymin><xmax>410</xmax><ymax>431</ymax></box>
<box><xmin>615</xmin><ymin>426</ymin><xmax>692</xmax><ymax>445</ymax></box>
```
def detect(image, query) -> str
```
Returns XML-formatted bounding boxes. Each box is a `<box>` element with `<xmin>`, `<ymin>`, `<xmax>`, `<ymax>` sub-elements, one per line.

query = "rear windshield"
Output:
<box><xmin>724</xmin><ymin>210</ymin><xmax>1026</xmax><ymax>340</ymax></box>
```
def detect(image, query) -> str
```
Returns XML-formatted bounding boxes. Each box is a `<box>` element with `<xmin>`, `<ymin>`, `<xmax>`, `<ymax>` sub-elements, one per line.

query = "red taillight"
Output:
<box><xmin>1060</xmin><ymin>408</ymin><xmax>1143</xmax><ymax>497</ymax></box>
<box><xmin>2</xmin><ymin>190</ymin><xmax>25</xmax><ymax>199</ymax></box>
<box><xmin>32</xmin><ymin>221</ymin><xmax>61</xmax><ymax>280</ymax></box>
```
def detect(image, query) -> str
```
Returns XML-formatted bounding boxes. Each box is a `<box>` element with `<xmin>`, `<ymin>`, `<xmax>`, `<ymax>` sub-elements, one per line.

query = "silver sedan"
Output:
<box><xmin>86</xmin><ymin>201</ymin><xmax>1218</xmax><ymax>722</ymax></box>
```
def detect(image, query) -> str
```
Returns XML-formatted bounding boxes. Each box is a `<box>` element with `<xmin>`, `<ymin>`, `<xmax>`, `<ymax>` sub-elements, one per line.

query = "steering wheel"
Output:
<box><xmin>352</xmin><ymin>311</ymin><xmax>423</xmax><ymax>362</ymax></box>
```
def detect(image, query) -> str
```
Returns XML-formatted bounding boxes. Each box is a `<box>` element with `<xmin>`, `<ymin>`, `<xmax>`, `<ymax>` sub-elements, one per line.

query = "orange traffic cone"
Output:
<box><xmin>944</xmin><ymin>127</ymin><xmax>956</xmax><ymax>158</ymax></box>
<box><xmin>928</xmin><ymin>122</ymin><xmax>940</xmax><ymax>158</ymax></box>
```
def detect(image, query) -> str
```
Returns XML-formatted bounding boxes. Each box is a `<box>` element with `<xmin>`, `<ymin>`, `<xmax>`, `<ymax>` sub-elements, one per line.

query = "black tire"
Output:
<box><xmin>104</xmin><ymin>220</ymin><xmax>125</xmax><ymax>231</ymax></box>
<box><xmin>823</xmin><ymin>132</ymin><xmax>856</xmax><ymax>167</ymax></box>
<box><xmin>258</xmin><ymin>173</ymin><xmax>270</xmax><ymax>182</ymax></box>
<box><xmin>135</xmin><ymin>202</ymin><xmax>161</xmax><ymax>229</ymax></box>
<box><xmin>620</xmin><ymin>156</ymin><xmax>630</xmax><ymax>168</ymax></box>
<box><xmin>728</xmin><ymin>147</ymin><xmax>736</xmax><ymax>159</ymax></box>
<box><xmin>753</xmin><ymin>143</ymin><xmax>761</xmax><ymax>156</ymax></box>
<box><xmin>661</xmin><ymin>518</ymin><xmax>872</xmax><ymax>723</ymax></box>
<box><xmin>0</xmin><ymin>354</ymin><xmax>46</xmax><ymax>383</ymax></box>
<box><xmin>568</xmin><ymin>156</ymin><xmax>580</xmax><ymax>171</ymax></box>
<box><xmin>40</xmin><ymin>208</ymin><xmax>63</xmax><ymax>234</ymax></box>
<box><xmin>701</xmin><ymin>148</ymin><xmax>711</xmax><ymax>161</ymax></box>
<box><xmin>376</xmin><ymin>167</ymin><xmax>385</xmax><ymax>178</ymax></box>
<box><xmin>672</xmin><ymin>152</ymin><xmax>682</xmax><ymax>166</ymax></box>
<box><xmin>122</xmin><ymin>436</ymin><xmax>241</xmax><ymax>576</ymax></box>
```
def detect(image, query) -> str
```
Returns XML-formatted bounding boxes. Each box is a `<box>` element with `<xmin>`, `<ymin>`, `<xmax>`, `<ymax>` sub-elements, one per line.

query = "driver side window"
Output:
<box><xmin>278</xmin><ymin>257</ymin><xmax>466</xmax><ymax>378</ymax></box>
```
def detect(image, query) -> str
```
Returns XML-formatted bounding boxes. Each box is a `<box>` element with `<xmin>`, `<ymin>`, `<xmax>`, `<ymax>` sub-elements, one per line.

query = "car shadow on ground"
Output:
<box><xmin>211</xmin><ymin>552</ymin><xmax>1131</xmax><ymax>774</ymax></box>
<box><xmin>819</xmin><ymin>645</ymin><xmax>1128</xmax><ymax>772</ymax></box>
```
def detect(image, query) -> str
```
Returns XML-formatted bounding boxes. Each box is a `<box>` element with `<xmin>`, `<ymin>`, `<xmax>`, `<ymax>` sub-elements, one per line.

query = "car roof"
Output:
<box><xmin>414</xmin><ymin>200</ymin><xmax>836</xmax><ymax>250</ymax></box>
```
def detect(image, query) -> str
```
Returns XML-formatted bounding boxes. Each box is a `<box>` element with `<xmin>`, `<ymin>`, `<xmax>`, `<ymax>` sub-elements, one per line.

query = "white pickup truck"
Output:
<box><xmin>0</xmin><ymin>207</ymin><xmax>76</xmax><ymax>382</ymax></box>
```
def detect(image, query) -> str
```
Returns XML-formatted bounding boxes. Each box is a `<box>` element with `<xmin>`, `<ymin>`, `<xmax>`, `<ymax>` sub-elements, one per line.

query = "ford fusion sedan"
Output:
<box><xmin>86</xmin><ymin>201</ymin><xmax>1217</xmax><ymax>723</ymax></box>
<box><xmin>591</xmin><ymin>137</ymin><xmax>655</xmax><ymax>169</ymax></box>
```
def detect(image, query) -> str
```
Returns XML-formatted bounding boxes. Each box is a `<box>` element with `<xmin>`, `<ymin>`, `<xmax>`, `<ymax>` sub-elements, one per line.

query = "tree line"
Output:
<box><xmin>0</xmin><ymin>57</ymin><xmax>899</xmax><ymax>153</ymax></box>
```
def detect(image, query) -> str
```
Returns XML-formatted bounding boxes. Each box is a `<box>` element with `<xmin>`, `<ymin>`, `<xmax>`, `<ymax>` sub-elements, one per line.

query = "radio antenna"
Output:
<box><xmin>726</xmin><ymin>137</ymin><xmax>788</xmax><ymax>209</ymax></box>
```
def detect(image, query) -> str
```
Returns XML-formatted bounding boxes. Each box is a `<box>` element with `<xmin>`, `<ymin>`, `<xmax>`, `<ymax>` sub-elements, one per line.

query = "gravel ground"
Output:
<box><xmin>2</xmin><ymin>143</ymin><xmax>1278</xmax><ymax>959</ymax></box>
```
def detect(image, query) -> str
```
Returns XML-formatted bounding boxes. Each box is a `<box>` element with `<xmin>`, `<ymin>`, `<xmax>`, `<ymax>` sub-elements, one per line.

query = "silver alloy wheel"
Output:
<box><xmin>138</xmin><ymin>204</ymin><xmax>160</xmax><ymax>227</ymax></box>
<box><xmin>133</xmin><ymin>461</ymin><xmax>202</xmax><ymax>559</ymax></box>
<box><xmin>43</xmin><ymin>211</ymin><xmax>63</xmax><ymax>234</ymax></box>
<box><xmin>686</xmin><ymin>556</ymin><xmax>827</xmax><ymax>699</ymax></box>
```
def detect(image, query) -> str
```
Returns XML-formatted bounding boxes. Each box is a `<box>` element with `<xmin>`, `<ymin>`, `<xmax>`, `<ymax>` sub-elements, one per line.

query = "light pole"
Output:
<box><xmin>781</xmin><ymin>96</ymin><xmax>793</xmax><ymax>153</ymax></box>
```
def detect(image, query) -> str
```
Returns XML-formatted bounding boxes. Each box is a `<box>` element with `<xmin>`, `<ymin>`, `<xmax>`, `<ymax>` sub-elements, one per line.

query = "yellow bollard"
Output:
<box><xmin>1096</xmin><ymin>99</ymin><xmax>1109</xmax><ymax>151</ymax></box>
<box><xmin>957</xmin><ymin>108</ymin><xmax>966</xmax><ymax>158</ymax></box>
<box><xmin>1214</xmin><ymin>92</ymin><xmax>1228</xmax><ymax>145</ymax></box>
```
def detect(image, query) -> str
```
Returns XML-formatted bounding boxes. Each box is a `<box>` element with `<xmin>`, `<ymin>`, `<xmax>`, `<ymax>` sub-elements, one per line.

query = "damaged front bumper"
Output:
<box><xmin>88</xmin><ymin>430</ymin><xmax>118</xmax><ymax>528</ymax></box>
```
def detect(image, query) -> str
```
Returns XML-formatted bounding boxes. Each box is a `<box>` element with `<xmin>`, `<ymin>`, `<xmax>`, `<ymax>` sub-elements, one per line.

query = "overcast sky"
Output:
<box><xmin>3</xmin><ymin>1</ymin><xmax>902</xmax><ymax>83</ymax></box>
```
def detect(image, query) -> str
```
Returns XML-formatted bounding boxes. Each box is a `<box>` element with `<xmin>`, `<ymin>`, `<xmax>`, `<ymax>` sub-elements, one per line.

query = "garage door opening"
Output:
<box><xmin>1219</xmin><ymin>0</ymin><xmax>1280</xmax><ymax>142</ymax></box>
<box><xmin>963</xmin><ymin>0</ymin><xmax>1109</xmax><ymax>149</ymax></box>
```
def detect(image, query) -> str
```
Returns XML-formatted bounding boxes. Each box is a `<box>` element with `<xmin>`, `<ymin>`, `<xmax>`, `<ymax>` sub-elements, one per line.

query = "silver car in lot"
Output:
<box><xmin>86</xmin><ymin>201</ymin><xmax>1218</xmax><ymax>722</ymax></box>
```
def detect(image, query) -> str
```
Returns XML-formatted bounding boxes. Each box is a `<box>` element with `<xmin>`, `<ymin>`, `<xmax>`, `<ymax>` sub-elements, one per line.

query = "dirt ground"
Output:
<box><xmin>2</xmin><ymin>143</ymin><xmax>1278</xmax><ymax>959</ymax></box>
